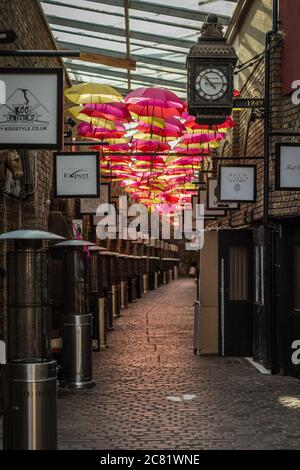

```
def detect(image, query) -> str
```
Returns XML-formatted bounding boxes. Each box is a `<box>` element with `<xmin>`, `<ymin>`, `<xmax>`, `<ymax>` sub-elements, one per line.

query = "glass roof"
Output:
<box><xmin>41</xmin><ymin>0</ymin><xmax>237</xmax><ymax>98</ymax></box>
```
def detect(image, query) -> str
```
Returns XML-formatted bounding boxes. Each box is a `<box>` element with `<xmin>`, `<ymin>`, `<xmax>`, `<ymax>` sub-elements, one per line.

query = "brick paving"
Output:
<box><xmin>56</xmin><ymin>278</ymin><xmax>300</xmax><ymax>450</ymax></box>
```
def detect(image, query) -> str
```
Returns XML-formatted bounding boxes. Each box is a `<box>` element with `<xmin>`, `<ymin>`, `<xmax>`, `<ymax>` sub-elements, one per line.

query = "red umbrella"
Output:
<box><xmin>128</xmin><ymin>102</ymin><xmax>181</xmax><ymax>118</ymax></box>
<box><xmin>132</xmin><ymin>140</ymin><xmax>170</xmax><ymax>152</ymax></box>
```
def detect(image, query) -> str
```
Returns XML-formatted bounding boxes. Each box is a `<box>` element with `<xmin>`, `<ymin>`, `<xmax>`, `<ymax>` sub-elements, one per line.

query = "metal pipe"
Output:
<box><xmin>263</xmin><ymin>0</ymin><xmax>278</xmax><ymax>374</ymax></box>
<box><xmin>64</xmin><ymin>141</ymin><xmax>109</xmax><ymax>146</ymax></box>
<box><xmin>124</xmin><ymin>0</ymin><xmax>132</xmax><ymax>92</ymax></box>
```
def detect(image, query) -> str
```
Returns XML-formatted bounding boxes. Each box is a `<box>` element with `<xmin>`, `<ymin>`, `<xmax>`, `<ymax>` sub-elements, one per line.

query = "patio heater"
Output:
<box><xmin>99</xmin><ymin>250</ymin><xmax>114</xmax><ymax>331</ymax></box>
<box><xmin>128</xmin><ymin>255</ymin><xmax>137</xmax><ymax>303</ymax></box>
<box><xmin>88</xmin><ymin>246</ymin><xmax>108</xmax><ymax>351</ymax></box>
<box><xmin>142</xmin><ymin>254</ymin><xmax>149</xmax><ymax>294</ymax></box>
<box><xmin>55</xmin><ymin>240</ymin><xmax>95</xmax><ymax>390</ymax></box>
<box><xmin>168</xmin><ymin>244</ymin><xmax>174</xmax><ymax>282</ymax></box>
<box><xmin>0</xmin><ymin>230</ymin><xmax>65</xmax><ymax>450</ymax></box>
<box><xmin>110</xmin><ymin>252</ymin><xmax>121</xmax><ymax>317</ymax></box>
<box><xmin>119</xmin><ymin>254</ymin><xmax>129</xmax><ymax>309</ymax></box>
<box><xmin>132</xmin><ymin>243</ymin><xmax>142</xmax><ymax>299</ymax></box>
<box><xmin>134</xmin><ymin>255</ymin><xmax>143</xmax><ymax>299</ymax></box>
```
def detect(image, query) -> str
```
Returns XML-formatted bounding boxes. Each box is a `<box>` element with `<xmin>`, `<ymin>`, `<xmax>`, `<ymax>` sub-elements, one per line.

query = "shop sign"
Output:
<box><xmin>207</xmin><ymin>178</ymin><xmax>239</xmax><ymax>211</ymax></box>
<box><xmin>0</xmin><ymin>68</ymin><xmax>64</xmax><ymax>149</ymax></box>
<box><xmin>275</xmin><ymin>143</ymin><xmax>300</xmax><ymax>190</ymax></box>
<box><xmin>80</xmin><ymin>184</ymin><xmax>110</xmax><ymax>214</ymax></box>
<box><xmin>54</xmin><ymin>152</ymin><xmax>100</xmax><ymax>198</ymax></box>
<box><xmin>218</xmin><ymin>165</ymin><xmax>256</xmax><ymax>203</ymax></box>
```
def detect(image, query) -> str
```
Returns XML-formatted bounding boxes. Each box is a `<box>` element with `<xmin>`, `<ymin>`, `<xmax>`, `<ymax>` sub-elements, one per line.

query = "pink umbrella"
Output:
<box><xmin>128</xmin><ymin>102</ymin><xmax>181</xmax><ymax>118</ymax></box>
<box><xmin>125</xmin><ymin>87</ymin><xmax>184</xmax><ymax>110</ymax></box>
<box><xmin>77</xmin><ymin>122</ymin><xmax>125</xmax><ymax>139</ymax></box>
<box><xmin>92</xmin><ymin>143</ymin><xmax>131</xmax><ymax>152</ymax></box>
<box><xmin>181</xmin><ymin>132</ymin><xmax>226</xmax><ymax>144</ymax></box>
<box><xmin>83</xmin><ymin>102</ymin><xmax>132</xmax><ymax>122</ymax></box>
<box><xmin>132</xmin><ymin>140</ymin><xmax>170</xmax><ymax>152</ymax></box>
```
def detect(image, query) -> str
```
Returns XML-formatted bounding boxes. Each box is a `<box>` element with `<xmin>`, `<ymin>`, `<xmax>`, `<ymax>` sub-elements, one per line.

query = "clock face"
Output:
<box><xmin>196</xmin><ymin>68</ymin><xmax>228</xmax><ymax>101</ymax></box>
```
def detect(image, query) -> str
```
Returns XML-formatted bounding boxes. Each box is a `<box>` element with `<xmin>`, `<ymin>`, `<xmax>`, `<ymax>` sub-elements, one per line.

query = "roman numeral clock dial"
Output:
<box><xmin>196</xmin><ymin>68</ymin><xmax>228</xmax><ymax>101</ymax></box>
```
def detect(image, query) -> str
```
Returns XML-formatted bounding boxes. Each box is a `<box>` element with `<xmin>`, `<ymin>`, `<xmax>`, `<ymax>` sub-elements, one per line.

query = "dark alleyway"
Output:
<box><xmin>56</xmin><ymin>279</ymin><xmax>300</xmax><ymax>450</ymax></box>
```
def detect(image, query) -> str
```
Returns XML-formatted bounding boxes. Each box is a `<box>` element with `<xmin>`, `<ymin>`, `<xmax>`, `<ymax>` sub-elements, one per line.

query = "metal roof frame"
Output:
<box><xmin>85</xmin><ymin>0</ymin><xmax>233</xmax><ymax>24</ymax></box>
<box><xmin>65</xmin><ymin>62</ymin><xmax>186</xmax><ymax>89</ymax></box>
<box><xmin>46</xmin><ymin>15</ymin><xmax>195</xmax><ymax>49</ymax></box>
<box><xmin>41</xmin><ymin>0</ymin><xmax>237</xmax><ymax>94</ymax></box>
<box><xmin>42</xmin><ymin>0</ymin><xmax>202</xmax><ymax>31</ymax></box>
<box><xmin>58</xmin><ymin>41</ymin><xmax>186</xmax><ymax>71</ymax></box>
<box><xmin>52</xmin><ymin>27</ymin><xmax>189</xmax><ymax>55</ymax></box>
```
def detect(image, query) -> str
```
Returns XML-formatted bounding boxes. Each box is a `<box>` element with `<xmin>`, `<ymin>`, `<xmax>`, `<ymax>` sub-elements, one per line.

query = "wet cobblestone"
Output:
<box><xmin>56</xmin><ymin>279</ymin><xmax>300</xmax><ymax>450</ymax></box>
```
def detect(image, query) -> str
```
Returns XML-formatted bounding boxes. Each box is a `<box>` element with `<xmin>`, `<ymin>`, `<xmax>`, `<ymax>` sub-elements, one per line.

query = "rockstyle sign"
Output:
<box><xmin>0</xmin><ymin>68</ymin><xmax>64</xmax><ymax>149</ymax></box>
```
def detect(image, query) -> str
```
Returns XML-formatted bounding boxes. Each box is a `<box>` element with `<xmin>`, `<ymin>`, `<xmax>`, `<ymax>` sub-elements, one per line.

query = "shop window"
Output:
<box><xmin>229</xmin><ymin>246</ymin><xmax>249</xmax><ymax>301</ymax></box>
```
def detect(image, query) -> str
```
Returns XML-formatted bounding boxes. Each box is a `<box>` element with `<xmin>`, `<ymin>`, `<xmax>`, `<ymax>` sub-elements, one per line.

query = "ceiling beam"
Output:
<box><xmin>57</xmin><ymin>41</ymin><xmax>186</xmax><ymax>71</ymax></box>
<box><xmin>78</xmin><ymin>52</ymin><xmax>136</xmax><ymax>70</ymax></box>
<box><xmin>85</xmin><ymin>0</ymin><xmax>231</xmax><ymax>25</ymax></box>
<box><xmin>52</xmin><ymin>27</ymin><xmax>188</xmax><ymax>55</ymax></box>
<box><xmin>47</xmin><ymin>15</ymin><xmax>194</xmax><ymax>49</ymax></box>
<box><xmin>65</xmin><ymin>62</ymin><xmax>186</xmax><ymax>89</ymax></box>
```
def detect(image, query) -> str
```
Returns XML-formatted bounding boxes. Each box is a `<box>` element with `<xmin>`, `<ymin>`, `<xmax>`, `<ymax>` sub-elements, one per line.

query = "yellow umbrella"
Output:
<box><xmin>64</xmin><ymin>83</ymin><xmax>123</xmax><ymax>104</ymax></box>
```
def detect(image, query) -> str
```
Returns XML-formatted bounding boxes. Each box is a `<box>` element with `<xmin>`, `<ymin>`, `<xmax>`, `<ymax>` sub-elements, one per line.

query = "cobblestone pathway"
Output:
<box><xmin>57</xmin><ymin>278</ymin><xmax>300</xmax><ymax>450</ymax></box>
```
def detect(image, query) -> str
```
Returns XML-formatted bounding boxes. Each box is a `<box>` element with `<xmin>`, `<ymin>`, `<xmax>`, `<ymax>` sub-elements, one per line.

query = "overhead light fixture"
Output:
<box><xmin>0</xmin><ymin>30</ymin><xmax>17</xmax><ymax>44</ymax></box>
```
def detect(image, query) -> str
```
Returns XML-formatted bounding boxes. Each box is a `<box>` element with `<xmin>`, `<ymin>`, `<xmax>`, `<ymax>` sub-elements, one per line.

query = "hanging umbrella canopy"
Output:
<box><xmin>128</xmin><ymin>102</ymin><xmax>181</xmax><ymax>119</ymax></box>
<box><xmin>65</xmin><ymin>83</ymin><xmax>123</xmax><ymax>104</ymax></box>
<box><xmin>67</xmin><ymin>107</ymin><xmax>117</xmax><ymax>130</ymax></box>
<box><xmin>132</xmin><ymin>141</ymin><xmax>170</xmax><ymax>152</ymax></box>
<box><xmin>125</xmin><ymin>87</ymin><xmax>184</xmax><ymax>110</ymax></box>
<box><xmin>77</xmin><ymin>122</ymin><xmax>124</xmax><ymax>139</ymax></box>
<box><xmin>82</xmin><ymin>102</ymin><xmax>132</xmax><ymax>122</ymax></box>
<box><xmin>181</xmin><ymin>132</ymin><xmax>226</xmax><ymax>144</ymax></box>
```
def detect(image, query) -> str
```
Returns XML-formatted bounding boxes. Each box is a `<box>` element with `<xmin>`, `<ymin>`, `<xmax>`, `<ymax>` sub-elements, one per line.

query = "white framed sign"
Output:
<box><xmin>0</xmin><ymin>68</ymin><xmax>64</xmax><ymax>149</ymax></box>
<box><xmin>207</xmin><ymin>178</ymin><xmax>239</xmax><ymax>210</ymax></box>
<box><xmin>218</xmin><ymin>165</ymin><xmax>256</xmax><ymax>203</ymax></box>
<box><xmin>80</xmin><ymin>184</ymin><xmax>110</xmax><ymax>214</ymax></box>
<box><xmin>54</xmin><ymin>152</ymin><xmax>100</xmax><ymax>198</ymax></box>
<box><xmin>275</xmin><ymin>143</ymin><xmax>300</xmax><ymax>190</ymax></box>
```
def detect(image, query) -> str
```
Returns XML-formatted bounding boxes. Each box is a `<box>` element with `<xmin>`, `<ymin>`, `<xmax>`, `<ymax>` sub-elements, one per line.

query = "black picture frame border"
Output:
<box><xmin>54</xmin><ymin>151</ymin><xmax>100</xmax><ymax>199</ymax></box>
<box><xmin>275</xmin><ymin>142</ymin><xmax>300</xmax><ymax>191</ymax></box>
<box><xmin>206</xmin><ymin>177</ymin><xmax>240</xmax><ymax>211</ymax></box>
<box><xmin>199</xmin><ymin>189</ymin><xmax>226</xmax><ymax>217</ymax></box>
<box><xmin>218</xmin><ymin>164</ymin><xmax>257</xmax><ymax>203</ymax></box>
<box><xmin>0</xmin><ymin>67</ymin><xmax>64</xmax><ymax>150</ymax></box>
<box><xmin>80</xmin><ymin>183</ymin><xmax>111</xmax><ymax>215</ymax></box>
